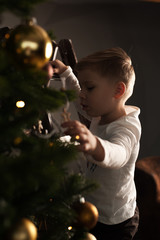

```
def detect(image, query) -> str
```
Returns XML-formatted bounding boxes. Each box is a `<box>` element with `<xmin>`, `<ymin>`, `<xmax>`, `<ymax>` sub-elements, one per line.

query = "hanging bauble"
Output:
<box><xmin>8</xmin><ymin>218</ymin><xmax>37</xmax><ymax>240</ymax></box>
<box><xmin>73</xmin><ymin>201</ymin><xmax>98</xmax><ymax>230</ymax></box>
<box><xmin>84</xmin><ymin>233</ymin><xmax>97</xmax><ymax>240</ymax></box>
<box><xmin>6</xmin><ymin>18</ymin><xmax>53</xmax><ymax>68</ymax></box>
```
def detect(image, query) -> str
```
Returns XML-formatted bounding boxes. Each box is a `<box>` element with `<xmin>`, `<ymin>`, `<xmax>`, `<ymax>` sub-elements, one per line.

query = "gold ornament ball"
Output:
<box><xmin>13</xmin><ymin>137</ymin><xmax>22</xmax><ymax>145</ymax></box>
<box><xmin>73</xmin><ymin>201</ymin><xmax>99</xmax><ymax>230</ymax></box>
<box><xmin>6</xmin><ymin>18</ymin><xmax>53</xmax><ymax>68</ymax></box>
<box><xmin>84</xmin><ymin>233</ymin><xmax>97</xmax><ymax>240</ymax></box>
<box><xmin>9</xmin><ymin>218</ymin><xmax>37</xmax><ymax>240</ymax></box>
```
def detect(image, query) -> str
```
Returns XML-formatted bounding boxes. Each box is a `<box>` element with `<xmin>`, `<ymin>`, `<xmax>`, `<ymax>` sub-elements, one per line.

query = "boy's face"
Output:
<box><xmin>78</xmin><ymin>69</ymin><xmax>116</xmax><ymax>118</ymax></box>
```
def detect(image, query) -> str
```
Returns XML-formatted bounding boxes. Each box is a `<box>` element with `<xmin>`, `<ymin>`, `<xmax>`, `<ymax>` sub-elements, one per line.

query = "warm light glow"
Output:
<box><xmin>45</xmin><ymin>42</ymin><xmax>53</xmax><ymax>59</ymax></box>
<box><xmin>20</xmin><ymin>218</ymin><xmax>37</xmax><ymax>240</ymax></box>
<box><xmin>13</xmin><ymin>232</ymin><xmax>26</xmax><ymax>239</ymax></box>
<box><xmin>68</xmin><ymin>226</ymin><xmax>72</xmax><ymax>231</ymax></box>
<box><xmin>14</xmin><ymin>137</ymin><xmax>22</xmax><ymax>145</ymax></box>
<box><xmin>16</xmin><ymin>100</ymin><xmax>25</xmax><ymax>108</ymax></box>
<box><xmin>25</xmin><ymin>219</ymin><xmax>37</xmax><ymax>240</ymax></box>
<box><xmin>49</xmin><ymin>142</ymin><xmax>54</xmax><ymax>147</ymax></box>
<box><xmin>5</xmin><ymin>33</ymin><xmax>10</xmax><ymax>39</ymax></box>
<box><xmin>21</xmin><ymin>41</ymin><xmax>38</xmax><ymax>50</ymax></box>
<box><xmin>16</xmin><ymin>48</ymin><xmax>22</xmax><ymax>54</ymax></box>
<box><xmin>30</xmin><ymin>224</ymin><xmax>37</xmax><ymax>238</ymax></box>
<box><xmin>86</xmin><ymin>233</ymin><xmax>97</xmax><ymax>240</ymax></box>
<box><xmin>75</xmin><ymin>135</ymin><xmax>80</xmax><ymax>140</ymax></box>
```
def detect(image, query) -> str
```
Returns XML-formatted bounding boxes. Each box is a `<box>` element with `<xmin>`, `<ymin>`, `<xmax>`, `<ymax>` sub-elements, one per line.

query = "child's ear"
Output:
<box><xmin>114</xmin><ymin>82</ymin><xmax>126</xmax><ymax>99</ymax></box>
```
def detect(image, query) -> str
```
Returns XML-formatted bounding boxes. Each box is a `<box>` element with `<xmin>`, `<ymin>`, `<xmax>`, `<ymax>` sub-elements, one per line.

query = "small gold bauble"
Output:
<box><xmin>6</xmin><ymin>18</ymin><xmax>53</xmax><ymax>68</ymax></box>
<box><xmin>9</xmin><ymin>218</ymin><xmax>37</xmax><ymax>240</ymax></box>
<box><xmin>84</xmin><ymin>233</ymin><xmax>97</xmax><ymax>240</ymax></box>
<box><xmin>73</xmin><ymin>201</ymin><xmax>99</xmax><ymax>230</ymax></box>
<box><xmin>13</xmin><ymin>137</ymin><xmax>22</xmax><ymax>145</ymax></box>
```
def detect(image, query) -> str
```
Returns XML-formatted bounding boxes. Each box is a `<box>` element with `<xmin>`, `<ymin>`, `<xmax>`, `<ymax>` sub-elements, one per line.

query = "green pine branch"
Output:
<box><xmin>0</xmin><ymin>3</ymin><xmax>98</xmax><ymax>239</ymax></box>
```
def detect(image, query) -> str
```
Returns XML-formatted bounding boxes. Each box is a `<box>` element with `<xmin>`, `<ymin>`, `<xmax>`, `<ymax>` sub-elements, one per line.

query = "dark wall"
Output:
<box><xmin>1</xmin><ymin>1</ymin><xmax>160</xmax><ymax>159</ymax></box>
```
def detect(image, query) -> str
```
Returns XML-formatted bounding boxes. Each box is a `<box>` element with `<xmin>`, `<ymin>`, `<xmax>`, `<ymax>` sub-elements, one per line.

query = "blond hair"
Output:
<box><xmin>75</xmin><ymin>47</ymin><xmax>135</xmax><ymax>99</ymax></box>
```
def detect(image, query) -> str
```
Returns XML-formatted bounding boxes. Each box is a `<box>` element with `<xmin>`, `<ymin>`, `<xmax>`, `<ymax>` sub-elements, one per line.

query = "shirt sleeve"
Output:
<box><xmin>86</xmin><ymin>118</ymin><xmax>141</xmax><ymax>169</ymax></box>
<box><xmin>60</xmin><ymin>67</ymin><xmax>92</xmax><ymax>121</ymax></box>
<box><xmin>60</xmin><ymin>66</ymin><xmax>80</xmax><ymax>93</ymax></box>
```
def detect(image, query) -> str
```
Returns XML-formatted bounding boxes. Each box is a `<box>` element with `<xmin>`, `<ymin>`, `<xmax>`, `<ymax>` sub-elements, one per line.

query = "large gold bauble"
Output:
<box><xmin>9</xmin><ymin>218</ymin><xmax>37</xmax><ymax>240</ymax></box>
<box><xmin>73</xmin><ymin>201</ymin><xmax>99</xmax><ymax>230</ymax></box>
<box><xmin>84</xmin><ymin>233</ymin><xmax>97</xmax><ymax>240</ymax></box>
<box><xmin>6</xmin><ymin>19</ymin><xmax>53</xmax><ymax>68</ymax></box>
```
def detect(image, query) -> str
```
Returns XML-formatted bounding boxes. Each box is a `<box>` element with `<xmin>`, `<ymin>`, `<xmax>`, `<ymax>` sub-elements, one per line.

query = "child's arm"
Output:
<box><xmin>62</xmin><ymin>119</ymin><xmax>141</xmax><ymax>168</ymax></box>
<box><xmin>61</xmin><ymin>120</ymin><xmax>104</xmax><ymax>162</ymax></box>
<box><xmin>50</xmin><ymin>60</ymin><xmax>80</xmax><ymax>93</ymax></box>
<box><xmin>50</xmin><ymin>60</ymin><xmax>91</xmax><ymax>126</ymax></box>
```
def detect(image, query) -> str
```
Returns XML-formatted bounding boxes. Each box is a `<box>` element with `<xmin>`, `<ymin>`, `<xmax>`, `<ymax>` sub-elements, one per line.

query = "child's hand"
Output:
<box><xmin>50</xmin><ymin>59</ymin><xmax>68</xmax><ymax>75</ymax></box>
<box><xmin>61</xmin><ymin>120</ymin><xmax>104</xmax><ymax>162</ymax></box>
<box><xmin>43</xmin><ymin>62</ymin><xmax>54</xmax><ymax>80</ymax></box>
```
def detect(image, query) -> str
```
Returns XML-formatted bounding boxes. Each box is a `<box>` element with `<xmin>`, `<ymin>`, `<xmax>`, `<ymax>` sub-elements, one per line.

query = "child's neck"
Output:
<box><xmin>99</xmin><ymin>105</ymin><xmax>126</xmax><ymax>125</ymax></box>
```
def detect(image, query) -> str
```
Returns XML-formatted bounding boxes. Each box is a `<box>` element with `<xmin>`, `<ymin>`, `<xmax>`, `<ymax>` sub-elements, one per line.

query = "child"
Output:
<box><xmin>51</xmin><ymin>47</ymin><xmax>141</xmax><ymax>240</ymax></box>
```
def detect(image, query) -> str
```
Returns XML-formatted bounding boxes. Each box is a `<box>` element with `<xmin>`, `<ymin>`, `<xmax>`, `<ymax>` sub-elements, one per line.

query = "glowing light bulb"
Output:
<box><xmin>68</xmin><ymin>226</ymin><xmax>72</xmax><ymax>231</ymax></box>
<box><xmin>16</xmin><ymin>100</ymin><xmax>25</xmax><ymax>108</ymax></box>
<box><xmin>75</xmin><ymin>135</ymin><xmax>80</xmax><ymax>140</ymax></box>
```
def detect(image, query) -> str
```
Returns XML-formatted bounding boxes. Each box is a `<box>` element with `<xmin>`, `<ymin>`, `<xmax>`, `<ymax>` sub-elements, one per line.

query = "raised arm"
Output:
<box><xmin>51</xmin><ymin>60</ymin><xmax>91</xmax><ymax>126</ymax></box>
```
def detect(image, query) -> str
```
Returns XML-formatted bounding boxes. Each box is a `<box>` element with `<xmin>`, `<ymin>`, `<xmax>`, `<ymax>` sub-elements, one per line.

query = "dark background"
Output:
<box><xmin>1</xmin><ymin>0</ymin><xmax>160</xmax><ymax>160</ymax></box>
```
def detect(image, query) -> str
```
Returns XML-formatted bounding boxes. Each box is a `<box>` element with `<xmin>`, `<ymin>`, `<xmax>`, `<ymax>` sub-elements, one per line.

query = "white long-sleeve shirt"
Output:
<box><xmin>60</xmin><ymin>67</ymin><xmax>141</xmax><ymax>225</ymax></box>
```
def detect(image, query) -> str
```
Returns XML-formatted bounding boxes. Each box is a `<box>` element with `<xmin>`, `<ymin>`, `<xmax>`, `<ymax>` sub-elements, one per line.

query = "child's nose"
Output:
<box><xmin>79</xmin><ymin>90</ymin><xmax>86</xmax><ymax>99</ymax></box>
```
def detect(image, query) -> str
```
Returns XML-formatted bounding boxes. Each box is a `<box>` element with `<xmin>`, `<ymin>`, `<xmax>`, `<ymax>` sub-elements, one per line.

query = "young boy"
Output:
<box><xmin>51</xmin><ymin>47</ymin><xmax>141</xmax><ymax>240</ymax></box>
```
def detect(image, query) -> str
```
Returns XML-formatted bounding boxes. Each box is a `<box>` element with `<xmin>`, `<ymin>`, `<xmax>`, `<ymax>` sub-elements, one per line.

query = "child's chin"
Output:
<box><xmin>87</xmin><ymin>111</ymin><xmax>99</xmax><ymax>118</ymax></box>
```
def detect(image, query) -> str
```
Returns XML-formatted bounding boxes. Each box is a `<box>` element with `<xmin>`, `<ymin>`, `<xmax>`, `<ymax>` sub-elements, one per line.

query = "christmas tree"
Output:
<box><xmin>0</xmin><ymin>1</ymin><xmax>98</xmax><ymax>239</ymax></box>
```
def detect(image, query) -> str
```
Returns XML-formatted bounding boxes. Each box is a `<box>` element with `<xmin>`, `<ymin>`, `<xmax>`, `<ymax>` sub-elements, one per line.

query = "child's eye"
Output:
<box><xmin>87</xmin><ymin>87</ymin><xmax>95</xmax><ymax>91</ymax></box>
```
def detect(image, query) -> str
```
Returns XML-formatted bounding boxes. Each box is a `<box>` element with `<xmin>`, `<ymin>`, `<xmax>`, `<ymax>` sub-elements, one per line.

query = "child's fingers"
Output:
<box><xmin>64</xmin><ymin>129</ymin><xmax>87</xmax><ymax>143</ymax></box>
<box><xmin>50</xmin><ymin>60</ymin><xmax>68</xmax><ymax>74</ymax></box>
<box><xmin>76</xmin><ymin>142</ymin><xmax>90</xmax><ymax>153</ymax></box>
<box><xmin>64</xmin><ymin>128</ymin><xmax>78</xmax><ymax>136</ymax></box>
<box><xmin>62</xmin><ymin>121</ymin><xmax>87</xmax><ymax>139</ymax></box>
<box><xmin>61</xmin><ymin>120</ymin><xmax>90</xmax><ymax>150</ymax></box>
<box><xmin>64</xmin><ymin>125</ymin><xmax>86</xmax><ymax>135</ymax></box>
<box><xmin>49</xmin><ymin>60</ymin><xmax>57</xmax><ymax>69</ymax></box>
<box><xmin>50</xmin><ymin>60</ymin><xmax>59</xmax><ymax>67</ymax></box>
<box><xmin>49</xmin><ymin>61</ymin><xmax>59</xmax><ymax>73</ymax></box>
<box><xmin>63</xmin><ymin>124</ymin><xmax>88</xmax><ymax>142</ymax></box>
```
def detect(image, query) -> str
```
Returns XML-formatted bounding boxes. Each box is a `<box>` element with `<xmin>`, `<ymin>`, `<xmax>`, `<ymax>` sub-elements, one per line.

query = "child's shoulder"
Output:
<box><xmin>109</xmin><ymin>105</ymin><xmax>141</xmax><ymax>140</ymax></box>
<box><xmin>90</xmin><ymin>105</ymin><xmax>141</xmax><ymax>136</ymax></box>
<box><xmin>112</xmin><ymin>105</ymin><xmax>141</xmax><ymax>128</ymax></box>
<box><xmin>125</xmin><ymin>105</ymin><xmax>140</xmax><ymax>118</ymax></box>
